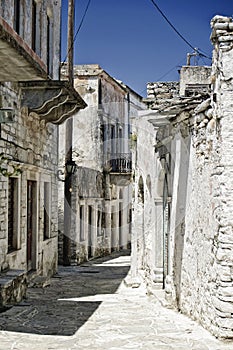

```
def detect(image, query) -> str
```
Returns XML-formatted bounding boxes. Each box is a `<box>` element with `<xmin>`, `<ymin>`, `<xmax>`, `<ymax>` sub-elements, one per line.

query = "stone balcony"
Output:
<box><xmin>0</xmin><ymin>16</ymin><xmax>47</xmax><ymax>81</ymax></box>
<box><xmin>105</xmin><ymin>153</ymin><xmax>132</xmax><ymax>186</ymax></box>
<box><xmin>0</xmin><ymin>17</ymin><xmax>87</xmax><ymax>125</ymax></box>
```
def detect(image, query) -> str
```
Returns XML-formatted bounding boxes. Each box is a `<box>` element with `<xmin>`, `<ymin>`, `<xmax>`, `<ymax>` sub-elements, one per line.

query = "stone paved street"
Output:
<box><xmin>0</xmin><ymin>251</ymin><xmax>233</xmax><ymax>350</ymax></box>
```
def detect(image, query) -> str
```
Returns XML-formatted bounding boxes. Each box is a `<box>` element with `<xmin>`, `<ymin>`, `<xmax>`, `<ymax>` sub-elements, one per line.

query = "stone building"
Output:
<box><xmin>0</xmin><ymin>0</ymin><xmax>85</xmax><ymax>306</ymax></box>
<box><xmin>58</xmin><ymin>64</ymin><xmax>146</xmax><ymax>264</ymax></box>
<box><xmin>131</xmin><ymin>15</ymin><xmax>233</xmax><ymax>340</ymax></box>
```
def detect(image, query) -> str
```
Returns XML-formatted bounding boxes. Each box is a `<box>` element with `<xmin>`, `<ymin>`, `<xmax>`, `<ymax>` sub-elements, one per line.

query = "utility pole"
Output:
<box><xmin>63</xmin><ymin>0</ymin><xmax>74</xmax><ymax>266</ymax></box>
<box><xmin>186</xmin><ymin>48</ymin><xmax>199</xmax><ymax>66</ymax></box>
<box><xmin>67</xmin><ymin>0</ymin><xmax>74</xmax><ymax>86</ymax></box>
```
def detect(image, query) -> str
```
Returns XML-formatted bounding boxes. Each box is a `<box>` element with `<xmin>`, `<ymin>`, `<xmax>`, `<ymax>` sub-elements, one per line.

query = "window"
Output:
<box><xmin>97</xmin><ymin>209</ymin><xmax>103</xmax><ymax>236</ymax></box>
<box><xmin>43</xmin><ymin>182</ymin><xmax>51</xmax><ymax>240</ymax></box>
<box><xmin>118</xmin><ymin>127</ymin><xmax>123</xmax><ymax>154</ymax></box>
<box><xmin>79</xmin><ymin>206</ymin><xmax>85</xmax><ymax>241</ymax></box>
<box><xmin>98</xmin><ymin>79</ymin><xmax>102</xmax><ymax>106</ymax></box>
<box><xmin>88</xmin><ymin>205</ymin><xmax>92</xmax><ymax>256</ymax></box>
<box><xmin>1</xmin><ymin>0</ymin><xmax>6</xmax><ymax>18</ymax></box>
<box><xmin>128</xmin><ymin>207</ymin><xmax>132</xmax><ymax>234</ymax></box>
<box><xmin>111</xmin><ymin>125</ymin><xmax>115</xmax><ymax>143</ymax></box>
<box><xmin>102</xmin><ymin>211</ymin><xmax>105</xmax><ymax>235</ymax></box>
<box><xmin>27</xmin><ymin>180</ymin><xmax>37</xmax><ymax>270</ymax></box>
<box><xmin>14</xmin><ymin>0</ymin><xmax>21</xmax><ymax>34</ymax></box>
<box><xmin>8</xmin><ymin>177</ymin><xmax>20</xmax><ymax>253</ymax></box>
<box><xmin>88</xmin><ymin>205</ymin><xmax>92</xmax><ymax>227</ymax></box>
<box><xmin>101</xmin><ymin>123</ymin><xmax>108</xmax><ymax>143</ymax></box>
<box><xmin>31</xmin><ymin>0</ymin><xmax>37</xmax><ymax>51</ymax></box>
<box><xmin>97</xmin><ymin>210</ymin><xmax>101</xmax><ymax>236</ymax></box>
<box><xmin>110</xmin><ymin>125</ymin><xmax>116</xmax><ymax>169</ymax></box>
<box><xmin>47</xmin><ymin>15</ymin><xmax>52</xmax><ymax>74</ymax></box>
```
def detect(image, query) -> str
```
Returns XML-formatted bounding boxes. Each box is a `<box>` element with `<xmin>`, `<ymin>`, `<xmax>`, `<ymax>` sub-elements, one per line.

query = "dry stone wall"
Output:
<box><xmin>179</xmin><ymin>16</ymin><xmax>233</xmax><ymax>339</ymax></box>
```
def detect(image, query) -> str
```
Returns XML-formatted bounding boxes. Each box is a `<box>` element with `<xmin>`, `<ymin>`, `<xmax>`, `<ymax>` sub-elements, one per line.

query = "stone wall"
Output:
<box><xmin>147</xmin><ymin>82</ymin><xmax>179</xmax><ymax>100</ymax></box>
<box><xmin>130</xmin><ymin>15</ymin><xmax>233</xmax><ymax>340</ymax></box>
<box><xmin>0</xmin><ymin>83</ymin><xmax>58</xmax><ymax>277</ymax></box>
<box><xmin>170</xmin><ymin>16</ymin><xmax>233</xmax><ymax>339</ymax></box>
<box><xmin>146</xmin><ymin>82</ymin><xmax>179</xmax><ymax>108</ymax></box>
<box><xmin>0</xmin><ymin>0</ymin><xmax>63</xmax><ymax>281</ymax></box>
<box><xmin>179</xmin><ymin>66</ymin><xmax>211</xmax><ymax>96</ymax></box>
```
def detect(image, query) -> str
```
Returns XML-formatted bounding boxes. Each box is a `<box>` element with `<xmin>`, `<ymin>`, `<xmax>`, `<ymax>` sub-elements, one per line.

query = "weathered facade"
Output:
<box><xmin>176</xmin><ymin>15</ymin><xmax>233</xmax><ymax>339</ymax></box>
<box><xmin>58</xmin><ymin>64</ymin><xmax>146</xmax><ymax>264</ymax></box>
<box><xmin>131</xmin><ymin>15</ymin><xmax>233</xmax><ymax>339</ymax></box>
<box><xmin>127</xmin><ymin>81</ymin><xmax>180</xmax><ymax>287</ymax></box>
<box><xmin>0</xmin><ymin>0</ymin><xmax>85</xmax><ymax>306</ymax></box>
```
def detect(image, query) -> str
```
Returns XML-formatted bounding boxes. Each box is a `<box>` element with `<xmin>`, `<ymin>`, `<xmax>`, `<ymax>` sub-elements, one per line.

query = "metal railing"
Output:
<box><xmin>106</xmin><ymin>153</ymin><xmax>132</xmax><ymax>173</ymax></box>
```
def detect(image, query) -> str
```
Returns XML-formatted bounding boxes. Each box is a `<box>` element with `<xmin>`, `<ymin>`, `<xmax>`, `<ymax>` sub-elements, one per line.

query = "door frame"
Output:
<box><xmin>26</xmin><ymin>171</ymin><xmax>39</xmax><ymax>271</ymax></box>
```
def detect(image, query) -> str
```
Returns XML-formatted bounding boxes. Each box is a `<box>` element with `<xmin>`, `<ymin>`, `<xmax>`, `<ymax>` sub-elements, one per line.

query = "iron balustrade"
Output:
<box><xmin>107</xmin><ymin>153</ymin><xmax>132</xmax><ymax>173</ymax></box>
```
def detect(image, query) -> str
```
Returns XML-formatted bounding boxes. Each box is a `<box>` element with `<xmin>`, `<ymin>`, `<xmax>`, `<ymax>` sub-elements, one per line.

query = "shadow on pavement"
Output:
<box><xmin>0</xmin><ymin>250</ymin><xmax>131</xmax><ymax>336</ymax></box>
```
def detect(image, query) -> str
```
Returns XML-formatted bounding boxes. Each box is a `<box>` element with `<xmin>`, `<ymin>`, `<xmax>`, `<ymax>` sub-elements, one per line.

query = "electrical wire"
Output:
<box><xmin>73</xmin><ymin>0</ymin><xmax>91</xmax><ymax>45</ymax></box>
<box><xmin>149</xmin><ymin>0</ymin><xmax>211</xmax><ymax>60</ymax></box>
<box><xmin>140</xmin><ymin>57</ymin><xmax>186</xmax><ymax>95</ymax></box>
<box><xmin>61</xmin><ymin>0</ymin><xmax>92</xmax><ymax>67</ymax></box>
<box><xmin>155</xmin><ymin>58</ymin><xmax>185</xmax><ymax>81</ymax></box>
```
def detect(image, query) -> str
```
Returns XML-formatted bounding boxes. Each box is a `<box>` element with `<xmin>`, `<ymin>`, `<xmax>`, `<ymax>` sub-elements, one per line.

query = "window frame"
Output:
<box><xmin>31</xmin><ymin>0</ymin><xmax>37</xmax><ymax>51</ymax></box>
<box><xmin>13</xmin><ymin>0</ymin><xmax>21</xmax><ymax>34</ymax></box>
<box><xmin>7</xmin><ymin>176</ymin><xmax>21</xmax><ymax>253</ymax></box>
<box><xmin>79</xmin><ymin>205</ymin><xmax>85</xmax><ymax>242</ymax></box>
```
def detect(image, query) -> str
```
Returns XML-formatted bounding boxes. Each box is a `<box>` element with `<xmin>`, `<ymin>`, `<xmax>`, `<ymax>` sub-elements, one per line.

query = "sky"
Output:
<box><xmin>61</xmin><ymin>0</ymin><xmax>233</xmax><ymax>97</ymax></box>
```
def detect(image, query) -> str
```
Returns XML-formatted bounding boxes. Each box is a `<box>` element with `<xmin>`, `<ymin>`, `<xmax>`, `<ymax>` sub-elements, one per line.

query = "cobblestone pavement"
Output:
<box><xmin>0</xmin><ymin>251</ymin><xmax>233</xmax><ymax>350</ymax></box>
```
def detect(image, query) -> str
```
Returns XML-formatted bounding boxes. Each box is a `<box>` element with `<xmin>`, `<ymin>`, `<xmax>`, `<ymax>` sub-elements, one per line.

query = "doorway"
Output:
<box><xmin>88</xmin><ymin>205</ymin><xmax>92</xmax><ymax>258</ymax></box>
<box><xmin>27</xmin><ymin>180</ymin><xmax>37</xmax><ymax>271</ymax></box>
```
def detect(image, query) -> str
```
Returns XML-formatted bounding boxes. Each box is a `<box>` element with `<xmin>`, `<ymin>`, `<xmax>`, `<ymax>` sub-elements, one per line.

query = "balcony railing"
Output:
<box><xmin>107</xmin><ymin>153</ymin><xmax>132</xmax><ymax>173</ymax></box>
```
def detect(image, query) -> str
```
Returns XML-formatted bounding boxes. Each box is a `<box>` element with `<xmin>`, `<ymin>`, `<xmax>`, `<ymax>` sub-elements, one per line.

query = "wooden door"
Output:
<box><xmin>27</xmin><ymin>180</ymin><xmax>36</xmax><ymax>270</ymax></box>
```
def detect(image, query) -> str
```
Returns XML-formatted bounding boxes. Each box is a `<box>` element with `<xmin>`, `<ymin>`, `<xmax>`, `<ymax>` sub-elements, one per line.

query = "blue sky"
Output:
<box><xmin>61</xmin><ymin>0</ymin><xmax>233</xmax><ymax>97</ymax></box>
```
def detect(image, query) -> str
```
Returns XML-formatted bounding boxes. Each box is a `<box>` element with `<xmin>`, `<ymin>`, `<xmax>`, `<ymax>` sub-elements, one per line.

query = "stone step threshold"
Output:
<box><xmin>0</xmin><ymin>269</ymin><xmax>27</xmax><ymax>310</ymax></box>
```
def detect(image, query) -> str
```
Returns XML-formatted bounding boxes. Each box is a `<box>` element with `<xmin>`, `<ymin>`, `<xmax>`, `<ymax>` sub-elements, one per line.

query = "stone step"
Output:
<box><xmin>0</xmin><ymin>269</ymin><xmax>27</xmax><ymax>307</ymax></box>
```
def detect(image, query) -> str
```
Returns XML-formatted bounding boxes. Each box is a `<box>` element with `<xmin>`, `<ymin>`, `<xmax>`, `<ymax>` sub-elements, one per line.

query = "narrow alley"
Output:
<box><xmin>0</xmin><ymin>251</ymin><xmax>232</xmax><ymax>350</ymax></box>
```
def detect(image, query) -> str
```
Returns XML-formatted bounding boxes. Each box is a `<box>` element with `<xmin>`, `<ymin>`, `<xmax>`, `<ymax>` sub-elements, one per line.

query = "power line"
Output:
<box><xmin>149</xmin><ymin>0</ymin><xmax>211</xmax><ymax>60</ymax></box>
<box><xmin>73</xmin><ymin>0</ymin><xmax>91</xmax><ymax>45</ymax></box>
<box><xmin>140</xmin><ymin>57</ymin><xmax>186</xmax><ymax>95</ymax></box>
<box><xmin>61</xmin><ymin>0</ymin><xmax>92</xmax><ymax>67</ymax></box>
<box><xmin>155</xmin><ymin>57</ymin><xmax>185</xmax><ymax>81</ymax></box>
